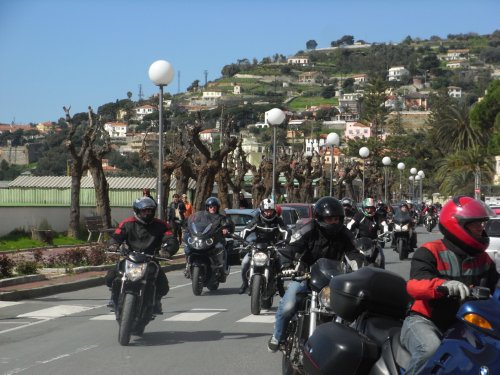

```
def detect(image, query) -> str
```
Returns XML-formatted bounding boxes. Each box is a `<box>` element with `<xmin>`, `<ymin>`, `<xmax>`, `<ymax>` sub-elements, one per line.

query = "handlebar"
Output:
<box><xmin>436</xmin><ymin>285</ymin><xmax>490</xmax><ymax>300</ymax></box>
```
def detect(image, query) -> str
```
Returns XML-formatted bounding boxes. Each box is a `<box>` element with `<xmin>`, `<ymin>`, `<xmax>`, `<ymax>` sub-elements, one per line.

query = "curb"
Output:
<box><xmin>0</xmin><ymin>263</ymin><xmax>186</xmax><ymax>301</ymax></box>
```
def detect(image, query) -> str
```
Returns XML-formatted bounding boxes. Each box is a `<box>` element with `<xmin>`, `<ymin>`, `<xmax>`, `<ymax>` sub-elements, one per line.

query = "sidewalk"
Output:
<box><xmin>0</xmin><ymin>252</ymin><xmax>186</xmax><ymax>301</ymax></box>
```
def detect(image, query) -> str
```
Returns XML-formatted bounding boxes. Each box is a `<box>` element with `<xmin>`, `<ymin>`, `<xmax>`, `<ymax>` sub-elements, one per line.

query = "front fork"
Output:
<box><xmin>308</xmin><ymin>291</ymin><xmax>318</xmax><ymax>337</ymax></box>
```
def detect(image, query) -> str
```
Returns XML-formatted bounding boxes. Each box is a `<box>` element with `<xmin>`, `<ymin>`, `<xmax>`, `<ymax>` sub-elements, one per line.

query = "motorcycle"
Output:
<box><xmin>424</xmin><ymin>213</ymin><xmax>437</xmax><ymax>232</ymax></box>
<box><xmin>302</xmin><ymin>268</ymin><xmax>500</xmax><ymax>375</ymax></box>
<box><xmin>280</xmin><ymin>257</ymin><xmax>351</xmax><ymax>375</ymax></box>
<box><xmin>108</xmin><ymin>245</ymin><xmax>170</xmax><ymax>346</ymax></box>
<box><xmin>234</xmin><ymin>233</ymin><xmax>284</xmax><ymax>315</ymax></box>
<box><xmin>184</xmin><ymin>211</ymin><xmax>229</xmax><ymax>296</ymax></box>
<box><xmin>391</xmin><ymin>210</ymin><xmax>413</xmax><ymax>260</ymax></box>
<box><xmin>353</xmin><ymin>231</ymin><xmax>391</xmax><ymax>269</ymax></box>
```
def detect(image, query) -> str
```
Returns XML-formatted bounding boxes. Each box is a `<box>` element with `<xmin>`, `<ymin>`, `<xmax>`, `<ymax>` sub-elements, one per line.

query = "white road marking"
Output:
<box><xmin>17</xmin><ymin>305</ymin><xmax>95</xmax><ymax>319</ymax></box>
<box><xmin>164</xmin><ymin>311</ymin><xmax>220</xmax><ymax>321</ymax></box>
<box><xmin>237</xmin><ymin>312</ymin><xmax>275</xmax><ymax>324</ymax></box>
<box><xmin>0</xmin><ymin>301</ymin><xmax>24</xmax><ymax>308</ymax></box>
<box><xmin>90</xmin><ymin>314</ymin><xmax>116</xmax><ymax>320</ymax></box>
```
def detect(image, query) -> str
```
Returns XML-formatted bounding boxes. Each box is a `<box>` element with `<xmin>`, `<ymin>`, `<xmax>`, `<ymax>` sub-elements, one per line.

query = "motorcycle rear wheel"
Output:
<box><xmin>251</xmin><ymin>274</ymin><xmax>264</xmax><ymax>315</ymax></box>
<box><xmin>118</xmin><ymin>293</ymin><xmax>136</xmax><ymax>346</ymax></box>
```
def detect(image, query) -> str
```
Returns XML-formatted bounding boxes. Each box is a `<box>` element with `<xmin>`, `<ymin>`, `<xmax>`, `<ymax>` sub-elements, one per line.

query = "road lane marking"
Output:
<box><xmin>237</xmin><ymin>312</ymin><xmax>275</xmax><ymax>324</ymax></box>
<box><xmin>17</xmin><ymin>305</ymin><xmax>94</xmax><ymax>319</ymax></box>
<box><xmin>0</xmin><ymin>301</ymin><xmax>24</xmax><ymax>309</ymax></box>
<box><xmin>90</xmin><ymin>314</ymin><xmax>116</xmax><ymax>320</ymax></box>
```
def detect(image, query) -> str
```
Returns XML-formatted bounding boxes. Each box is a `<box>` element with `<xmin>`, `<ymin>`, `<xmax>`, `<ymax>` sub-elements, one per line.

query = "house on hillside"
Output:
<box><xmin>287</xmin><ymin>56</ymin><xmax>309</xmax><ymax>65</ymax></box>
<box><xmin>36</xmin><ymin>121</ymin><xmax>55</xmax><ymax>134</ymax></box>
<box><xmin>404</xmin><ymin>92</ymin><xmax>429</xmax><ymax>110</ymax></box>
<box><xmin>199</xmin><ymin>128</ymin><xmax>220</xmax><ymax>144</ymax></box>
<box><xmin>135</xmin><ymin>105</ymin><xmax>155</xmax><ymax>120</ymax></box>
<box><xmin>298</xmin><ymin>71</ymin><xmax>321</xmax><ymax>84</ymax></box>
<box><xmin>448</xmin><ymin>86</ymin><xmax>462</xmax><ymax>98</ymax></box>
<box><xmin>444</xmin><ymin>49</ymin><xmax>469</xmax><ymax>61</ymax></box>
<box><xmin>388</xmin><ymin>66</ymin><xmax>410</xmax><ymax>82</ymax></box>
<box><xmin>446</xmin><ymin>60</ymin><xmax>469</xmax><ymax>69</ymax></box>
<box><xmin>345</xmin><ymin>121</ymin><xmax>371</xmax><ymax>140</ymax></box>
<box><xmin>104</xmin><ymin>122</ymin><xmax>127</xmax><ymax>138</ymax></box>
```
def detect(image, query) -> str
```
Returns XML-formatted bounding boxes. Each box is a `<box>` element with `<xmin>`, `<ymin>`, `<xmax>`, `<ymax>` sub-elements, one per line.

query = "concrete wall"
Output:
<box><xmin>0</xmin><ymin>207</ymin><xmax>131</xmax><ymax>237</ymax></box>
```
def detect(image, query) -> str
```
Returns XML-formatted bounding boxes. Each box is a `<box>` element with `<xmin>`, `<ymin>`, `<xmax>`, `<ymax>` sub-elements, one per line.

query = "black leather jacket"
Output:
<box><xmin>240</xmin><ymin>215</ymin><xmax>290</xmax><ymax>245</ymax></box>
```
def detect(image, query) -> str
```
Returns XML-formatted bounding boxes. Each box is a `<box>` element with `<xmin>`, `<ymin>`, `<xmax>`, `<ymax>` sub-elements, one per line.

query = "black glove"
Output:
<box><xmin>161</xmin><ymin>237</ymin><xmax>179</xmax><ymax>257</ymax></box>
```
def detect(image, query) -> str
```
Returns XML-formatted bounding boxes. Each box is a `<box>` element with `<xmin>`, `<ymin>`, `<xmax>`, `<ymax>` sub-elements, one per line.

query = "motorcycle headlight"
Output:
<box><xmin>319</xmin><ymin>286</ymin><xmax>331</xmax><ymax>310</ymax></box>
<box><xmin>394</xmin><ymin>224</ymin><xmax>401</xmax><ymax>231</ymax></box>
<box><xmin>205</xmin><ymin>238</ymin><xmax>214</xmax><ymax>246</ymax></box>
<box><xmin>402</xmin><ymin>224</ymin><xmax>409</xmax><ymax>231</ymax></box>
<box><xmin>125</xmin><ymin>260</ymin><xmax>147</xmax><ymax>282</ymax></box>
<box><xmin>253</xmin><ymin>251</ymin><xmax>268</xmax><ymax>266</ymax></box>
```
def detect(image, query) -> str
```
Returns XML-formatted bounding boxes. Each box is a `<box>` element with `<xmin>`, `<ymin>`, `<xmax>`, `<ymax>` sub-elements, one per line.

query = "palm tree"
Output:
<box><xmin>434</xmin><ymin>100</ymin><xmax>486</xmax><ymax>152</ymax></box>
<box><xmin>435</xmin><ymin>147</ymin><xmax>494</xmax><ymax>196</ymax></box>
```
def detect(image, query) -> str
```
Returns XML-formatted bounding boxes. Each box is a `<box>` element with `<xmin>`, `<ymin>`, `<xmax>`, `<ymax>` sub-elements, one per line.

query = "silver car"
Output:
<box><xmin>485</xmin><ymin>216</ymin><xmax>500</xmax><ymax>272</ymax></box>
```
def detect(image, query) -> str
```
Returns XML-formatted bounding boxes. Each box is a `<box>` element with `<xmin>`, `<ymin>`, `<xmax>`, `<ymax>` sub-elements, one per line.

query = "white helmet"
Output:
<box><xmin>259</xmin><ymin>198</ymin><xmax>277</xmax><ymax>222</ymax></box>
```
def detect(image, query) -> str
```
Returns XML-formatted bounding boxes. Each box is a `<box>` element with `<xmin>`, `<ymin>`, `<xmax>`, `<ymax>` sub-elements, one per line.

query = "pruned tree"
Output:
<box><xmin>227</xmin><ymin>136</ymin><xmax>254</xmax><ymax>209</ymax></box>
<box><xmin>291</xmin><ymin>151</ymin><xmax>323</xmax><ymax>203</ymax></box>
<box><xmin>85</xmin><ymin>107</ymin><xmax>113</xmax><ymax>228</ymax></box>
<box><xmin>188</xmin><ymin>113</ymin><xmax>238</xmax><ymax>211</ymax></box>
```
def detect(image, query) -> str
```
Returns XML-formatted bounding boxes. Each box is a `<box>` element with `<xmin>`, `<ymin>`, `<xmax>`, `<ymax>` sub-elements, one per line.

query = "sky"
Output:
<box><xmin>0</xmin><ymin>0</ymin><xmax>498</xmax><ymax>125</ymax></box>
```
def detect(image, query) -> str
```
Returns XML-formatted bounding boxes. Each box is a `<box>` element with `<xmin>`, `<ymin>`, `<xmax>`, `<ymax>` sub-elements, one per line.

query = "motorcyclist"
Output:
<box><xmin>400</xmin><ymin>196</ymin><xmax>499</xmax><ymax>375</ymax></box>
<box><xmin>238</xmin><ymin>198</ymin><xmax>291</xmax><ymax>295</ymax></box>
<box><xmin>267</xmin><ymin>196</ymin><xmax>365</xmax><ymax>352</ymax></box>
<box><xmin>375</xmin><ymin>200</ymin><xmax>388</xmax><ymax>224</ymax></box>
<box><xmin>341</xmin><ymin>197</ymin><xmax>357</xmax><ymax>225</ymax></box>
<box><xmin>184</xmin><ymin>197</ymin><xmax>234</xmax><ymax>279</ymax></box>
<box><xmin>346</xmin><ymin>198</ymin><xmax>389</xmax><ymax>267</ymax></box>
<box><xmin>395</xmin><ymin>202</ymin><xmax>418</xmax><ymax>249</ymax></box>
<box><xmin>105</xmin><ymin>196</ymin><xmax>179</xmax><ymax>314</ymax></box>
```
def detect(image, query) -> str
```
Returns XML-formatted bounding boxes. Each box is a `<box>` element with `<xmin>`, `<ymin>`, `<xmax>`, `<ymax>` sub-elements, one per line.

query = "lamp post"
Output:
<box><xmin>149</xmin><ymin>60</ymin><xmax>174</xmax><ymax>220</ymax></box>
<box><xmin>359</xmin><ymin>147</ymin><xmax>370</xmax><ymax>200</ymax></box>
<box><xmin>267</xmin><ymin>108</ymin><xmax>286</xmax><ymax>202</ymax></box>
<box><xmin>410</xmin><ymin>167</ymin><xmax>417</xmax><ymax>201</ymax></box>
<box><xmin>326</xmin><ymin>132</ymin><xmax>340</xmax><ymax>196</ymax></box>
<box><xmin>382</xmin><ymin>157</ymin><xmax>392</xmax><ymax>203</ymax></box>
<box><xmin>409</xmin><ymin>176</ymin><xmax>414</xmax><ymax>200</ymax></box>
<box><xmin>397</xmin><ymin>162</ymin><xmax>405</xmax><ymax>201</ymax></box>
<box><xmin>417</xmin><ymin>170</ymin><xmax>425</xmax><ymax>202</ymax></box>
<box><xmin>415</xmin><ymin>175</ymin><xmax>421</xmax><ymax>202</ymax></box>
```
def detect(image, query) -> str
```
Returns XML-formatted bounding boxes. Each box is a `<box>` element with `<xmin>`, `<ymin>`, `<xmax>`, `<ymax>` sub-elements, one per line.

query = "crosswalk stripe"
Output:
<box><xmin>90</xmin><ymin>314</ymin><xmax>116</xmax><ymax>321</ymax></box>
<box><xmin>17</xmin><ymin>305</ymin><xmax>94</xmax><ymax>319</ymax></box>
<box><xmin>237</xmin><ymin>312</ymin><xmax>275</xmax><ymax>324</ymax></box>
<box><xmin>0</xmin><ymin>301</ymin><xmax>24</xmax><ymax>309</ymax></box>
<box><xmin>164</xmin><ymin>312</ymin><xmax>220</xmax><ymax>321</ymax></box>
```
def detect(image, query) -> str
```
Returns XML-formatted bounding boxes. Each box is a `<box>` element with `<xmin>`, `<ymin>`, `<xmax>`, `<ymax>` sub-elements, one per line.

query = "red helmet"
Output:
<box><xmin>438</xmin><ymin>196</ymin><xmax>490</xmax><ymax>253</ymax></box>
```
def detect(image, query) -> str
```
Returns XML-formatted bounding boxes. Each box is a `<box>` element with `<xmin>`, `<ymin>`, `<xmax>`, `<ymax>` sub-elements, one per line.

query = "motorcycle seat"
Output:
<box><xmin>388</xmin><ymin>327</ymin><xmax>411</xmax><ymax>370</ymax></box>
<box><xmin>353</xmin><ymin>312</ymin><xmax>403</xmax><ymax>346</ymax></box>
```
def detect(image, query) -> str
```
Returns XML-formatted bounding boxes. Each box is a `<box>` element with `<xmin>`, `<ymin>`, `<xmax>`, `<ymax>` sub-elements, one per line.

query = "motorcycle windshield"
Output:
<box><xmin>309</xmin><ymin>258</ymin><xmax>345</xmax><ymax>292</ymax></box>
<box><xmin>354</xmin><ymin>237</ymin><xmax>373</xmax><ymax>252</ymax></box>
<box><xmin>393</xmin><ymin>211</ymin><xmax>411</xmax><ymax>225</ymax></box>
<box><xmin>188</xmin><ymin>211</ymin><xmax>215</xmax><ymax>238</ymax></box>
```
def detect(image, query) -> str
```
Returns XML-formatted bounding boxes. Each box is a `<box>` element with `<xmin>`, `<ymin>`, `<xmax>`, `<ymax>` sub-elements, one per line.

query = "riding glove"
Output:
<box><xmin>442</xmin><ymin>280</ymin><xmax>470</xmax><ymax>300</ymax></box>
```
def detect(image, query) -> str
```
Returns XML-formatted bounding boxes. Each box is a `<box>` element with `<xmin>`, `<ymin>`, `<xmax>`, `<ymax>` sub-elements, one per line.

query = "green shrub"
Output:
<box><xmin>0</xmin><ymin>255</ymin><xmax>15</xmax><ymax>278</ymax></box>
<box><xmin>15</xmin><ymin>261</ymin><xmax>40</xmax><ymax>276</ymax></box>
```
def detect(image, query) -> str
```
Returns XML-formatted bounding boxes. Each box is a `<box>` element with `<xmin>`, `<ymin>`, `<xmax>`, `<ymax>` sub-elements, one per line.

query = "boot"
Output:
<box><xmin>184</xmin><ymin>263</ymin><xmax>191</xmax><ymax>279</ymax></box>
<box><xmin>154</xmin><ymin>298</ymin><xmax>163</xmax><ymax>315</ymax></box>
<box><xmin>238</xmin><ymin>282</ymin><xmax>248</xmax><ymax>294</ymax></box>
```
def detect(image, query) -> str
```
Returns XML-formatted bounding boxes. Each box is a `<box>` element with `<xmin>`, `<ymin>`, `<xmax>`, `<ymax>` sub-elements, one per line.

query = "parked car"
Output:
<box><xmin>486</xmin><ymin>216</ymin><xmax>500</xmax><ymax>272</ymax></box>
<box><xmin>224</xmin><ymin>208</ymin><xmax>258</xmax><ymax>265</ymax></box>
<box><xmin>277</xmin><ymin>203</ymin><xmax>314</xmax><ymax>220</ymax></box>
<box><xmin>487</xmin><ymin>205</ymin><xmax>500</xmax><ymax>215</ymax></box>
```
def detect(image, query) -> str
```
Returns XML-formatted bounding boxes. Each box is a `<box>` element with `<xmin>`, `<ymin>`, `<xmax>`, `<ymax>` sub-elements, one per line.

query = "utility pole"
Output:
<box><xmin>138</xmin><ymin>84</ymin><xmax>143</xmax><ymax>101</ymax></box>
<box><xmin>204</xmin><ymin>70</ymin><xmax>208</xmax><ymax>88</ymax></box>
<box><xmin>177</xmin><ymin>70</ymin><xmax>181</xmax><ymax>93</ymax></box>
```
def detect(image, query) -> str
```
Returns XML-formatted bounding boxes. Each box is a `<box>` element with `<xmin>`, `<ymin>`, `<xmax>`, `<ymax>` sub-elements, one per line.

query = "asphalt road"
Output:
<box><xmin>0</xmin><ymin>226</ymin><xmax>440</xmax><ymax>375</ymax></box>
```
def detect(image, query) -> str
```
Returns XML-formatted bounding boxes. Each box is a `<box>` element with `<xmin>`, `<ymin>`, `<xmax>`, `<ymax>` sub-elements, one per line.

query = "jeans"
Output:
<box><xmin>240</xmin><ymin>253</ymin><xmax>251</xmax><ymax>284</ymax></box>
<box><xmin>400</xmin><ymin>314</ymin><xmax>442</xmax><ymax>375</ymax></box>
<box><xmin>273</xmin><ymin>280</ymin><xmax>308</xmax><ymax>341</ymax></box>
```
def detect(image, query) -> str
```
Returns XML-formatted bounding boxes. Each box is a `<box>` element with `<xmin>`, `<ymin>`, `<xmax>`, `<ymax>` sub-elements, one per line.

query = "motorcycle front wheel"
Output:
<box><xmin>191</xmin><ymin>266</ymin><xmax>204</xmax><ymax>296</ymax></box>
<box><xmin>118</xmin><ymin>293</ymin><xmax>136</xmax><ymax>346</ymax></box>
<box><xmin>397</xmin><ymin>238</ymin><xmax>408</xmax><ymax>260</ymax></box>
<box><xmin>251</xmin><ymin>274</ymin><xmax>264</xmax><ymax>315</ymax></box>
<box><xmin>282</xmin><ymin>320</ymin><xmax>301</xmax><ymax>375</ymax></box>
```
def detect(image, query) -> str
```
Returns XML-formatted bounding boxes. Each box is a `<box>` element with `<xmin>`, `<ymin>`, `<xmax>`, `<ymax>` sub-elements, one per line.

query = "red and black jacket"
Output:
<box><xmin>407</xmin><ymin>238</ymin><xmax>498</xmax><ymax>331</ymax></box>
<box><xmin>110</xmin><ymin>217</ymin><xmax>174</xmax><ymax>255</ymax></box>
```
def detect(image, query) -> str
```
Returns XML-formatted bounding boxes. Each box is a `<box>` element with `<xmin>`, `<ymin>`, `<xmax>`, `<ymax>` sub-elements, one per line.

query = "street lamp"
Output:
<box><xmin>267</xmin><ymin>108</ymin><xmax>286</xmax><ymax>202</ymax></box>
<box><xmin>418</xmin><ymin>170</ymin><xmax>425</xmax><ymax>202</ymax></box>
<box><xmin>409</xmin><ymin>176</ymin><xmax>414</xmax><ymax>200</ymax></box>
<box><xmin>149</xmin><ymin>60</ymin><xmax>174</xmax><ymax>220</ymax></box>
<box><xmin>397</xmin><ymin>162</ymin><xmax>405</xmax><ymax>201</ymax></box>
<box><xmin>326</xmin><ymin>132</ymin><xmax>340</xmax><ymax>196</ymax></box>
<box><xmin>415</xmin><ymin>175</ymin><xmax>421</xmax><ymax>202</ymax></box>
<box><xmin>359</xmin><ymin>147</ymin><xmax>370</xmax><ymax>200</ymax></box>
<box><xmin>410</xmin><ymin>167</ymin><xmax>417</xmax><ymax>201</ymax></box>
<box><xmin>382</xmin><ymin>156</ymin><xmax>392</xmax><ymax>203</ymax></box>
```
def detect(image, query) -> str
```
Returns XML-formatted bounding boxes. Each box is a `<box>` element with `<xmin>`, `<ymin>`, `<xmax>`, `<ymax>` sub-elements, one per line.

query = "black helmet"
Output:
<box><xmin>133</xmin><ymin>196</ymin><xmax>157</xmax><ymax>224</ymax></box>
<box><xmin>314</xmin><ymin>197</ymin><xmax>345</xmax><ymax>238</ymax></box>
<box><xmin>341</xmin><ymin>197</ymin><xmax>353</xmax><ymax>207</ymax></box>
<box><xmin>205</xmin><ymin>197</ymin><xmax>221</xmax><ymax>212</ymax></box>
